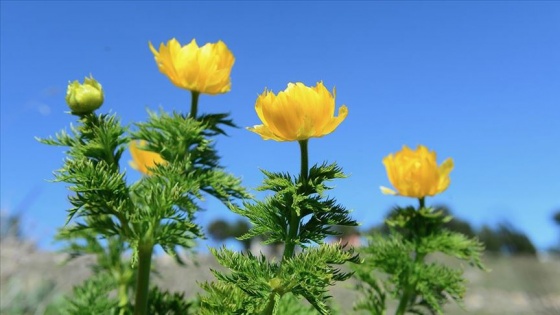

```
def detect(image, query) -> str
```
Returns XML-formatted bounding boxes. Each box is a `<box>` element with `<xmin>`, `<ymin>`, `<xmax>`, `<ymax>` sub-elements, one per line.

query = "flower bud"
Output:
<box><xmin>65</xmin><ymin>75</ymin><xmax>104</xmax><ymax>115</ymax></box>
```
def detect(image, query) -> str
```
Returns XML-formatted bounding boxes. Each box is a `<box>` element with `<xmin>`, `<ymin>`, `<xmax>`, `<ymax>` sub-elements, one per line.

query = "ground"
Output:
<box><xmin>1</xmin><ymin>239</ymin><xmax>559</xmax><ymax>314</ymax></box>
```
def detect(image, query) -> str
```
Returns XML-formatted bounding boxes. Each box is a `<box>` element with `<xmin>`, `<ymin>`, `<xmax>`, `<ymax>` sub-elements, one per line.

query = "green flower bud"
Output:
<box><xmin>65</xmin><ymin>75</ymin><xmax>104</xmax><ymax>115</ymax></box>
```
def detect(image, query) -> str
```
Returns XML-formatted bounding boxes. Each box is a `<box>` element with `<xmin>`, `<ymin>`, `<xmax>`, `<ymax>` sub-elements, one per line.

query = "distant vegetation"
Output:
<box><xmin>1</xmin><ymin>205</ymin><xmax>555</xmax><ymax>256</ymax></box>
<box><xmin>207</xmin><ymin>205</ymin><xmax>548</xmax><ymax>257</ymax></box>
<box><xmin>551</xmin><ymin>209</ymin><xmax>560</xmax><ymax>254</ymax></box>
<box><xmin>0</xmin><ymin>211</ymin><xmax>24</xmax><ymax>242</ymax></box>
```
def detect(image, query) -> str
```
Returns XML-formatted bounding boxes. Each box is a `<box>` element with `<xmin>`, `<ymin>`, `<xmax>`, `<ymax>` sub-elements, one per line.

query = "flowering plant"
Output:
<box><xmin>40</xmin><ymin>38</ymin><xmax>247</xmax><ymax>315</ymax></box>
<box><xmin>353</xmin><ymin>145</ymin><xmax>485</xmax><ymax>315</ymax></box>
<box><xmin>199</xmin><ymin>82</ymin><xmax>358</xmax><ymax>314</ymax></box>
<box><xmin>39</xmin><ymin>36</ymin><xmax>485</xmax><ymax>315</ymax></box>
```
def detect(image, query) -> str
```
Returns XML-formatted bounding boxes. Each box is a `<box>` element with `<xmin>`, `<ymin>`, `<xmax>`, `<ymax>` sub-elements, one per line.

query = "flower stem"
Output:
<box><xmin>396</xmin><ymin>198</ymin><xmax>428</xmax><ymax>315</ymax></box>
<box><xmin>261</xmin><ymin>293</ymin><xmax>277</xmax><ymax>315</ymax></box>
<box><xmin>133</xmin><ymin>241</ymin><xmax>153</xmax><ymax>315</ymax></box>
<box><xmin>270</xmin><ymin>140</ymin><xmax>310</xmax><ymax>312</ymax></box>
<box><xmin>282</xmin><ymin>212</ymin><xmax>300</xmax><ymax>261</ymax></box>
<box><xmin>395</xmin><ymin>288</ymin><xmax>411</xmax><ymax>315</ymax></box>
<box><xmin>190</xmin><ymin>91</ymin><xmax>200</xmax><ymax>119</ymax></box>
<box><xmin>281</xmin><ymin>140</ymin><xmax>309</xmax><ymax>261</ymax></box>
<box><xmin>118</xmin><ymin>281</ymin><xmax>129</xmax><ymax>315</ymax></box>
<box><xmin>299</xmin><ymin>140</ymin><xmax>309</xmax><ymax>185</ymax></box>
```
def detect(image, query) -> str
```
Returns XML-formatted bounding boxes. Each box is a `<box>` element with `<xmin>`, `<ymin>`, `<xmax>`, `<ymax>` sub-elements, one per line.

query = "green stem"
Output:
<box><xmin>281</xmin><ymin>140</ymin><xmax>309</xmax><ymax>261</ymax></box>
<box><xmin>395</xmin><ymin>288</ymin><xmax>411</xmax><ymax>315</ymax></box>
<box><xmin>133</xmin><ymin>242</ymin><xmax>153</xmax><ymax>315</ymax></box>
<box><xmin>118</xmin><ymin>281</ymin><xmax>129</xmax><ymax>315</ymax></box>
<box><xmin>282</xmin><ymin>212</ymin><xmax>300</xmax><ymax>261</ymax></box>
<box><xmin>115</xmin><ymin>212</ymin><xmax>133</xmax><ymax>238</ymax></box>
<box><xmin>261</xmin><ymin>293</ymin><xmax>277</xmax><ymax>315</ymax></box>
<box><xmin>271</xmin><ymin>140</ymin><xmax>310</xmax><ymax>311</ymax></box>
<box><xmin>190</xmin><ymin>91</ymin><xmax>200</xmax><ymax>119</ymax></box>
<box><xmin>396</xmin><ymin>198</ymin><xmax>428</xmax><ymax>315</ymax></box>
<box><xmin>395</xmin><ymin>255</ymin><xmax>425</xmax><ymax>315</ymax></box>
<box><xmin>298</xmin><ymin>140</ymin><xmax>309</xmax><ymax>185</ymax></box>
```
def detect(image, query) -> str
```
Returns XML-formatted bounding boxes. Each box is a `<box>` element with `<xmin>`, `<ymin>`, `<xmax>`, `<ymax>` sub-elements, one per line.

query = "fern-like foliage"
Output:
<box><xmin>280</xmin><ymin>243</ymin><xmax>360</xmax><ymax>314</ymax></box>
<box><xmin>60</xmin><ymin>273</ymin><xmax>120</xmax><ymax>315</ymax></box>
<box><xmin>130</xmin><ymin>109</ymin><xmax>250</xmax><ymax>262</ymax></box>
<box><xmin>143</xmin><ymin>287</ymin><xmax>197</xmax><ymax>315</ymax></box>
<box><xmin>39</xmin><ymin>113</ymin><xmax>131</xmax><ymax>231</ymax></box>
<box><xmin>274</xmin><ymin>292</ymin><xmax>327</xmax><ymax>315</ymax></box>
<box><xmin>199</xmin><ymin>162</ymin><xmax>359</xmax><ymax>314</ymax></box>
<box><xmin>353</xmin><ymin>206</ymin><xmax>486</xmax><ymax>315</ymax></box>
<box><xmin>200</xmin><ymin>243</ymin><xmax>357</xmax><ymax>315</ymax></box>
<box><xmin>59</xmin><ymin>274</ymin><xmax>196</xmax><ymax>315</ymax></box>
<box><xmin>40</xmin><ymin>108</ymin><xmax>250</xmax><ymax>315</ymax></box>
<box><xmin>236</xmin><ymin>162</ymin><xmax>356</xmax><ymax>247</ymax></box>
<box><xmin>40</xmin><ymin>109</ymin><xmax>249</xmax><ymax>265</ymax></box>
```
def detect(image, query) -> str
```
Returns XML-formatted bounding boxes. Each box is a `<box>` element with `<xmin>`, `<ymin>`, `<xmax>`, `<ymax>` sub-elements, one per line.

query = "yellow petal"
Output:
<box><xmin>129</xmin><ymin>141</ymin><xmax>166</xmax><ymax>175</ymax></box>
<box><xmin>246</xmin><ymin>125</ymin><xmax>285</xmax><ymax>142</ymax></box>
<box><xmin>380</xmin><ymin>186</ymin><xmax>397</xmax><ymax>195</ymax></box>
<box><xmin>436</xmin><ymin>158</ymin><xmax>454</xmax><ymax>193</ymax></box>
<box><xmin>149</xmin><ymin>38</ymin><xmax>234</xmax><ymax>95</ymax></box>
<box><xmin>381</xmin><ymin>145</ymin><xmax>453</xmax><ymax>199</ymax></box>
<box><xmin>247</xmin><ymin>82</ymin><xmax>347</xmax><ymax>142</ymax></box>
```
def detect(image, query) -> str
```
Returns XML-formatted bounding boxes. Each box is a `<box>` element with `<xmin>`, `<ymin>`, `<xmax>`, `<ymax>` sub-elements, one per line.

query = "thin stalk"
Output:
<box><xmin>270</xmin><ymin>140</ymin><xmax>310</xmax><ymax>313</ymax></box>
<box><xmin>117</xmin><ymin>280</ymin><xmax>129</xmax><ymax>315</ymax></box>
<box><xmin>190</xmin><ymin>91</ymin><xmax>200</xmax><ymax>119</ymax></box>
<box><xmin>281</xmin><ymin>140</ymin><xmax>309</xmax><ymax>261</ymax></box>
<box><xmin>261</xmin><ymin>293</ymin><xmax>277</xmax><ymax>315</ymax></box>
<box><xmin>282</xmin><ymin>212</ymin><xmax>300</xmax><ymax>261</ymax></box>
<box><xmin>395</xmin><ymin>288</ymin><xmax>411</xmax><ymax>315</ymax></box>
<box><xmin>298</xmin><ymin>140</ymin><xmax>309</xmax><ymax>185</ymax></box>
<box><xmin>133</xmin><ymin>242</ymin><xmax>153</xmax><ymax>315</ymax></box>
<box><xmin>395</xmin><ymin>197</ymin><xmax>428</xmax><ymax>315</ymax></box>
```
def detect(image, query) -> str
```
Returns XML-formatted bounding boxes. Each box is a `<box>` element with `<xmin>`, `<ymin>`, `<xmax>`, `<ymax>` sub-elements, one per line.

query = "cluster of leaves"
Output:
<box><xmin>59</xmin><ymin>273</ymin><xmax>121</xmax><ymax>315</ymax></box>
<box><xmin>199</xmin><ymin>162</ymin><xmax>360</xmax><ymax>314</ymax></box>
<box><xmin>200</xmin><ymin>244</ymin><xmax>357</xmax><ymax>315</ymax></box>
<box><xmin>39</xmin><ymin>113</ymin><xmax>129</xmax><ymax>237</ymax></box>
<box><xmin>372</xmin><ymin>205</ymin><xmax>538</xmax><ymax>257</ymax></box>
<box><xmin>353</xmin><ymin>206</ymin><xmax>486</xmax><ymax>315</ymax></box>
<box><xmin>39</xmin><ymin>109</ymin><xmax>248</xmax><ymax>314</ymax></box>
<box><xmin>129</xmin><ymin>110</ymin><xmax>249</xmax><ymax>262</ymax></box>
<box><xmin>59</xmin><ymin>272</ymin><xmax>196</xmax><ymax>315</ymax></box>
<box><xmin>237</xmin><ymin>163</ymin><xmax>356</xmax><ymax>248</ymax></box>
<box><xmin>39</xmin><ymin>110</ymin><xmax>247</xmax><ymax>264</ymax></box>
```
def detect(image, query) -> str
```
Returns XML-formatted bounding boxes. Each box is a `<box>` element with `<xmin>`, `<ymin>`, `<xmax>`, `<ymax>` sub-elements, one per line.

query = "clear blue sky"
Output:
<box><xmin>1</xmin><ymin>1</ymin><xmax>559</xmax><ymax>252</ymax></box>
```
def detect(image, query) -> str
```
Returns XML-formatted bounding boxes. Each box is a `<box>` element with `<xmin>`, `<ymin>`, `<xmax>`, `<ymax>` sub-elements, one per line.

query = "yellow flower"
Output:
<box><xmin>129</xmin><ymin>141</ymin><xmax>167</xmax><ymax>175</ymax></box>
<box><xmin>149</xmin><ymin>38</ymin><xmax>234</xmax><ymax>95</ymax></box>
<box><xmin>380</xmin><ymin>145</ymin><xmax>454</xmax><ymax>198</ymax></box>
<box><xmin>65</xmin><ymin>75</ymin><xmax>104</xmax><ymax>115</ymax></box>
<box><xmin>247</xmin><ymin>82</ymin><xmax>348</xmax><ymax>141</ymax></box>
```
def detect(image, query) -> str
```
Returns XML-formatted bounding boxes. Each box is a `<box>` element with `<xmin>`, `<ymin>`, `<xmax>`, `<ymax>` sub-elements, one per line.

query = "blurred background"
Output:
<box><xmin>1</xmin><ymin>1</ymin><xmax>559</xmax><ymax>314</ymax></box>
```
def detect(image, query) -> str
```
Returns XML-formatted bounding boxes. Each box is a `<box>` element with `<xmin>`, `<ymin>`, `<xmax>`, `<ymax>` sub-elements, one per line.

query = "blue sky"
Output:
<box><xmin>1</xmin><ymin>1</ymin><xmax>559</xmax><ymax>252</ymax></box>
